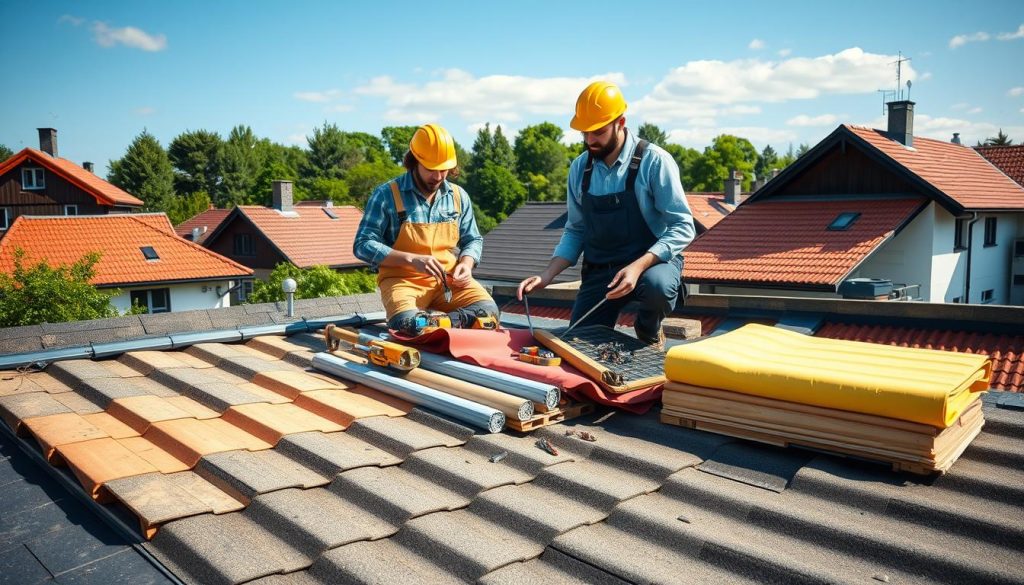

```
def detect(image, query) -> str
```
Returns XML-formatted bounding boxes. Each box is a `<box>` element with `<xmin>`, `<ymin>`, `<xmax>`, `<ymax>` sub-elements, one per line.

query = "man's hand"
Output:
<box><xmin>606</xmin><ymin>253</ymin><xmax>660</xmax><ymax>299</ymax></box>
<box><xmin>517</xmin><ymin>275</ymin><xmax>549</xmax><ymax>300</ymax></box>
<box><xmin>517</xmin><ymin>256</ymin><xmax>573</xmax><ymax>300</ymax></box>
<box><xmin>408</xmin><ymin>254</ymin><xmax>446</xmax><ymax>282</ymax></box>
<box><xmin>451</xmin><ymin>257</ymin><xmax>474</xmax><ymax>287</ymax></box>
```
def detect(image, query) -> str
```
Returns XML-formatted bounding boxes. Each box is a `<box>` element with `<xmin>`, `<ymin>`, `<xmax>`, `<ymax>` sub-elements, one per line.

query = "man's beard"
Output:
<box><xmin>587</xmin><ymin>132</ymin><xmax>620</xmax><ymax>160</ymax></box>
<box><xmin>414</xmin><ymin>171</ymin><xmax>443</xmax><ymax>194</ymax></box>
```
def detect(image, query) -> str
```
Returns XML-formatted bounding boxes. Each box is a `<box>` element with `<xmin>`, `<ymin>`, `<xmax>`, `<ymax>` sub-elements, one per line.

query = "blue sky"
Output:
<box><xmin>1</xmin><ymin>0</ymin><xmax>1022</xmax><ymax>176</ymax></box>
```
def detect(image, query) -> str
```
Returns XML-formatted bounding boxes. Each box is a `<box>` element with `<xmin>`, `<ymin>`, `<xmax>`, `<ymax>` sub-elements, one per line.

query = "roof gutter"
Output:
<box><xmin>0</xmin><ymin>311</ymin><xmax>386</xmax><ymax>370</ymax></box>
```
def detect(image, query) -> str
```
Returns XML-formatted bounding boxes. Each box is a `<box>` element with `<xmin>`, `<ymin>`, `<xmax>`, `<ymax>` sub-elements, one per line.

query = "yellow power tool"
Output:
<box><xmin>324</xmin><ymin>325</ymin><xmax>421</xmax><ymax>370</ymax></box>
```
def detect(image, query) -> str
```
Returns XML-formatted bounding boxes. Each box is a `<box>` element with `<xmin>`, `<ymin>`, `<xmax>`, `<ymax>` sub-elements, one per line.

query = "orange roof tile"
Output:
<box><xmin>0</xmin><ymin>148</ymin><xmax>144</xmax><ymax>207</ymax></box>
<box><xmin>975</xmin><ymin>144</ymin><xmax>1024</xmax><ymax>187</ymax></box>
<box><xmin>686</xmin><ymin>193</ymin><xmax>736</xmax><ymax>230</ymax></box>
<box><xmin>235</xmin><ymin>205</ymin><xmax>365</xmax><ymax>269</ymax></box>
<box><xmin>0</xmin><ymin>214</ymin><xmax>252</xmax><ymax>287</ymax></box>
<box><xmin>846</xmin><ymin>125</ymin><xmax>1024</xmax><ymax>210</ymax></box>
<box><xmin>175</xmin><ymin>208</ymin><xmax>232</xmax><ymax>244</ymax></box>
<box><xmin>683</xmin><ymin>197</ymin><xmax>926</xmax><ymax>288</ymax></box>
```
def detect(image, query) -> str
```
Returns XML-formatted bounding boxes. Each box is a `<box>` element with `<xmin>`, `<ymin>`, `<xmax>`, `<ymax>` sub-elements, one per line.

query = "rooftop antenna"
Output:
<box><xmin>876</xmin><ymin>89</ymin><xmax>896</xmax><ymax>114</ymax></box>
<box><xmin>906</xmin><ymin>79</ymin><xmax>912</xmax><ymax>101</ymax></box>
<box><xmin>891</xmin><ymin>51</ymin><xmax>911</xmax><ymax>100</ymax></box>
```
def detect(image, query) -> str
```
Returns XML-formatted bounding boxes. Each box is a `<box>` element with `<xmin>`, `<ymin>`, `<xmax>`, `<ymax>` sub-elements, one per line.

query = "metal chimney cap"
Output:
<box><xmin>281</xmin><ymin>278</ymin><xmax>297</xmax><ymax>294</ymax></box>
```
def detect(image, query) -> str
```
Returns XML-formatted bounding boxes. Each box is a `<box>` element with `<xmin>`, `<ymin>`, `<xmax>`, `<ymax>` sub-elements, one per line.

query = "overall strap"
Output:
<box><xmin>389</xmin><ymin>181</ymin><xmax>407</xmax><ymax>223</ymax></box>
<box><xmin>625</xmin><ymin>139</ymin><xmax>648</xmax><ymax>192</ymax></box>
<box><xmin>451</xmin><ymin>185</ymin><xmax>462</xmax><ymax>215</ymax></box>
<box><xmin>581</xmin><ymin>154</ymin><xmax>594</xmax><ymax>195</ymax></box>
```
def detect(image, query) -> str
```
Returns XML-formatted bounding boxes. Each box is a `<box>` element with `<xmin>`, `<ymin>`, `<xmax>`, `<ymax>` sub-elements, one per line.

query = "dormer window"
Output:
<box><xmin>22</xmin><ymin>167</ymin><xmax>45</xmax><ymax>190</ymax></box>
<box><xmin>140</xmin><ymin>246</ymin><xmax>159</xmax><ymax>261</ymax></box>
<box><xmin>827</xmin><ymin>212</ymin><xmax>860</xmax><ymax>231</ymax></box>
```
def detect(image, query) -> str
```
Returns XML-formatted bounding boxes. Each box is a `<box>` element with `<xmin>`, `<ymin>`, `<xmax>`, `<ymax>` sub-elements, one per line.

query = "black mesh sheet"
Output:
<box><xmin>557</xmin><ymin>325</ymin><xmax>664</xmax><ymax>383</ymax></box>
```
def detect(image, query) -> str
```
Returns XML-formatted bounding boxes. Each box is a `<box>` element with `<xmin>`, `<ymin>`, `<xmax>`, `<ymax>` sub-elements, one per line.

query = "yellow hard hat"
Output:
<box><xmin>410</xmin><ymin>124</ymin><xmax>458</xmax><ymax>171</ymax></box>
<box><xmin>570</xmin><ymin>81</ymin><xmax>628</xmax><ymax>132</ymax></box>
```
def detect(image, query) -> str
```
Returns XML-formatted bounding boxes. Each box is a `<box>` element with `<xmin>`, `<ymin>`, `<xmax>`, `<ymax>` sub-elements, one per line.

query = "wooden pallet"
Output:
<box><xmin>506</xmin><ymin>401</ymin><xmax>595</xmax><ymax>432</ymax></box>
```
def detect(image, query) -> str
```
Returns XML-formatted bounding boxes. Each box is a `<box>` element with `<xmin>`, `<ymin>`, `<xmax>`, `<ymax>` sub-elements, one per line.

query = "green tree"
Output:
<box><xmin>168</xmin><ymin>130</ymin><xmax>223</xmax><ymax>198</ymax></box>
<box><xmin>108</xmin><ymin>129</ymin><xmax>175</xmax><ymax>212</ymax></box>
<box><xmin>305</xmin><ymin>122</ymin><xmax>364</xmax><ymax>180</ymax></box>
<box><xmin>637</xmin><ymin>123</ymin><xmax>670</xmax><ymax>147</ymax></box>
<box><xmin>796</xmin><ymin>143</ymin><xmax>811</xmax><ymax>158</ymax></box>
<box><xmin>247</xmin><ymin>263</ymin><xmax>376</xmax><ymax>303</ymax></box>
<box><xmin>468</xmin><ymin>160</ymin><xmax>526</xmax><ymax>222</ymax></box>
<box><xmin>252</xmin><ymin>141</ymin><xmax>309</xmax><ymax>205</ymax></box>
<box><xmin>0</xmin><ymin>248</ymin><xmax>122</xmax><ymax>326</ymax></box>
<box><xmin>472</xmin><ymin>203</ymin><xmax>498</xmax><ymax>235</ymax></box>
<box><xmin>306</xmin><ymin>177</ymin><xmax>351</xmax><ymax>205</ymax></box>
<box><xmin>689</xmin><ymin>134</ymin><xmax>759</xmax><ymax>192</ymax></box>
<box><xmin>166</xmin><ymin>191</ymin><xmax>212</xmax><ymax>226</ymax></box>
<box><xmin>346</xmin><ymin>132</ymin><xmax>390</xmax><ymax>165</ymax></box>
<box><xmin>0</xmin><ymin>144</ymin><xmax>13</xmax><ymax>161</ymax></box>
<box><xmin>980</xmin><ymin>129</ymin><xmax>1014</xmax><ymax>146</ymax></box>
<box><xmin>381</xmin><ymin>125</ymin><xmax>418</xmax><ymax>163</ymax></box>
<box><xmin>491</xmin><ymin>125</ymin><xmax>516</xmax><ymax>171</ymax></box>
<box><xmin>514</xmin><ymin>123</ymin><xmax>570</xmax><ymax>202</ymax></box>
<box><xmin>662</xmin><ymin>143</ymin><xmax>701</xmax><ymax>190</ymax></box>
<box><xmin>219</xmin><ymin>125</ymin><xmax>260</xmax><ymax>207</ymax></box>
<box><xmin>344</xmin><ymin>160</ymin><xmax>403</xmax><ymax>208</ymax></box>
<box><xmin>754</xmin><ymin>145</ymin><xmax>779</xmax><ymax>182</ymax></box>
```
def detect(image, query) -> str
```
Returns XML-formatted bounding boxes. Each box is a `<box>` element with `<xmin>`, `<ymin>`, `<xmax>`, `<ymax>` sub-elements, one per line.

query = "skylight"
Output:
<box><xmin>323</xmin><ymin>208</ymin><xmax>338</xmax><ymax>219</ymax></box>
<box><xmin>140</xmin><ymin>246</ymin><xmax>159</xmax><ymax>260</ymax></box>
<box><xmin>827</xmin><ymin>212</ymin><xmax>861</xmax><ymax>231</ymax></box>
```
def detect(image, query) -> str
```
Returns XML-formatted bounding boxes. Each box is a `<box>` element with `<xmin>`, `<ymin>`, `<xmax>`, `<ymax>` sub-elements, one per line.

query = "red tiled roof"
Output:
<box><xmin>0</xmin><ymin>148</ymin><xmax>144</xmax><ymax>207</ymax></box>
<box><xmin>975</xmin><ymin>144</ymin><xmax>1024</xmax><ymax>188</ymax></box>
<box><xmin>175</xmin><ymin>208</ymin><xmax>231</xmax><ymax>244</ymax></box>
<box><xmin>237</xmin><ymin>205</ymin><xmax>365</xmax><ymax>269</ymax></box>
<box><xmin>500</xmin><ymin>301</ymin><xmax>637</xmax><ymax>327</ymax></box>
<box><xmin>846</xmin><ymin>125</ymin><xmax>1024</xmax><ymax>210</ymax></box>
<box><xmin>683</xmin><ymin>197</ymin><xmax>926</xmax><ymax>288</ymax></box>
<box><xmin>0</xmin><ymin>214</ymin><xmax>252</xmax><ymax>287</ymax></box>
<box><xmin>816</xmin><ymin>321</ymin><xmax>1024</xmax><ymax>392</ymax></box>
<box><xmin>686</xmin><ymin>193</ymin><xmax>735</xmax><ymax>230</ymax></box>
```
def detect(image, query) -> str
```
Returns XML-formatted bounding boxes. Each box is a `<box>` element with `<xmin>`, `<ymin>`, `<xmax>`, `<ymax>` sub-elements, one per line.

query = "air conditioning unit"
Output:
<box><xmin>1010</xmin><ymin>238</ymin><xmax>1024</xmax><ymax>306</ymax></box>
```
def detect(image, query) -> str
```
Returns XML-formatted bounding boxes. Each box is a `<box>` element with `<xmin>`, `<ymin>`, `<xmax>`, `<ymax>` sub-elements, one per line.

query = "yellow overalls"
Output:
<box><xmin>376</xmin><ymin>181</ymin><xmax>492</xmax><ymax>319</ymax></box>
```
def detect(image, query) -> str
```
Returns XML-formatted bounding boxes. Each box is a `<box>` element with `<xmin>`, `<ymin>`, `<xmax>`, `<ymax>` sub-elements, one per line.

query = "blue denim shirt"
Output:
<box><xmin>553</xmin><ymin>130</ymin><xmax>695</xmax><ymax>265</ymax></box>
<box><xmin>353</xmin><ymin>172</ymin><xmax>484</xmax><ymax>268</ymax></box>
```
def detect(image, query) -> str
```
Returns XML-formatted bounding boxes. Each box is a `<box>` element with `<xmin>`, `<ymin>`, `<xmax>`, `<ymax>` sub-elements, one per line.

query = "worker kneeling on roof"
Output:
<box><xmin>354</xmin><ymin>123</ymin><xmax>500</xmax><ymax>336</ymax></box>
<box><xmin>517</xmin><ymin>81</ymin><xmax>695</xmax><ymax>346</ymax></box>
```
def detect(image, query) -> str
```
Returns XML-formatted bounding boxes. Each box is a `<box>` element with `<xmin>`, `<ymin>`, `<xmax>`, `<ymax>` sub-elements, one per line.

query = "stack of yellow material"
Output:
<box><xmin>661</xmin><ymin>324</ymin><xmax>991</xmax><ymax>474</ymax></box>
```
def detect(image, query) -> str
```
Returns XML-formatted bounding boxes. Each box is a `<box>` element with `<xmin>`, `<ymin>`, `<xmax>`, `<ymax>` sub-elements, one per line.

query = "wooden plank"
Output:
<box><xmin>506</xmin><ymin>402</ymin><xmax>595</xmax><ymax>432</ymax></box>
<box><xmin>534</xmin><ymin>329</ymin><xmax>663</xmax><ymax>394</ymax></box>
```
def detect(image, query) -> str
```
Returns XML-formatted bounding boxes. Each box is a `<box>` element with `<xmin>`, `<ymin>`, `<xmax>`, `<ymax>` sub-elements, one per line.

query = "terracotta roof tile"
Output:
<box><xmin>174</xmin><ymin>208</ymin><xmax>232</xmax><ymax>244</ymax></box>
<box><xmin>0</xmin><ymin>148</ymin><xmax>144</xmax><ymax>207</ymax></box>
<box><xmin>975</xmin><ymin>144</ymin><xmax>1024</xmax><ymax>187</ymax></box>
<box><xmin>0</xmin><ymin>214</ymin><xmax>252</xmax><ymax>286</ymax></box>
<box><xmin>683</xmin><ymin>197</ymin><xmax>925</xmax><ymax>287</ymax></box>
<box><xmin>686</xmin><ymin>192</ymin><xmax>736</xmax><ymax>230</ymax></box>
<box><xmin>847</xmin><ymin>125</ymin><xmax>1024</xmax><ymax>210</ymax></box>
<box><xmin>238</xmin><ymin>205</ymin><xmax>365</xmax><ymax>269</ymax></box>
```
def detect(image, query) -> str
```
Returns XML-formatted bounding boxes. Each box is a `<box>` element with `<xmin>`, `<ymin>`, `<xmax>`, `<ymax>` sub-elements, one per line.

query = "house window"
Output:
<box><xmin>981</xmin><ymin>289</ymin><xmax>994</xmax><ymax>304</ymax></box>
<box><xmin>140</xmin><ymin>246</ymin><xmax>159</xmax><ymax>261</ymax></box>
<box><xmin>951</xmin><ymin>296</ymin><xmax>963</xmax><ymax>304</ymax></box>
<box><xmin>983</xmin><ymin>217</ymin><xmax>997</xmax><ymax>247</ymax></box>
<box><xmin>953</xmin><ymin>219</ymin><xmax>967</xmax><ymax>251</ymax></box>
<box><xmin>238</xmin><ymin>280</ymin><xmax>254</xmax><ymax>302</ymax></box>
<box><xmin>0</xmin><ymin>208</ymin><xmax>8</xmax><ymax>230</ymax></box>
<box><xmin>233</xmin><ymin>233</ymin><xmax>255</xmax><ymax>256</ymax></box>
<box><xmin>130</xmin><ymin>288</ymin><xmax>171</xmax><ymax>313</ymax></box>
<box><xmin>1013</xmin><ymin>275</ymin><xmax>1024</xmax><ymax>286</ymax></box>
<box><xmin>827</xmin><ymin>212</ymin><xmax>860</xmax><ymax>231</ymax></box>
<box><xmin>64</xmin><ymin>205</ymin><xmax>78</xmax><ymax>216</ymax></box>
<box><xmin>21</xmin><ymin>167</ymin><xmax>45</xmax><ymax>190</ymax></box>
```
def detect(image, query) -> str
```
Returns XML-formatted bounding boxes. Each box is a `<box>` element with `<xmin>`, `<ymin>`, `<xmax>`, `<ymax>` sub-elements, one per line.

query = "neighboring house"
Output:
<box><xmin>0</xmin><ymin>213</ymin><xmax>253</xmax><ymax>314</ymax></box>
<box><xmin>475</xmin><ymin>202</ymin><xmax>582</xmax><ymax>285</ymax></box>
<box><xmin>175</xmin><ymin>206</ymin><xmax>232</xmax><ymax>244</ymax></box>
<box><xmin>685</xmin><ymin>101</ymin><xmax>1024</xmax><ymax>305</ymax></box>
<box><xmin>686</xmin><ymin>193</ymin><xmax>735</xmax><ymax>234</ymax></box>
<box><xmin>0</xmin><ymin>128</ymin><xmax>143</xmax><ymax>235</ymax></box>
<box><xmin>976</xmin><ymin>144</ymin><xmax>1024</xmax><ymax>187</ymax></box>
<box><xmin>201</xmin><ymin>182</ymin><xmax>365</xmax><ymax>301</ymax></box>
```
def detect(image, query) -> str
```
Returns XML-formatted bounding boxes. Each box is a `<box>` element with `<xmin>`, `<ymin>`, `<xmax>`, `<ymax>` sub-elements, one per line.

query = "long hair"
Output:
<box><xmin>403</xmin><ymin>150</ymin><xmax>460</xmax><ymax>179</ymax></box>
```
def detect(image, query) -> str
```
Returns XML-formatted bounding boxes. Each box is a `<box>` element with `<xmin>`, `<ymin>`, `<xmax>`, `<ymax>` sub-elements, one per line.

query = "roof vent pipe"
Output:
<box><xmin>83</xmin><ymin>162</ymin><xmax>94</xmax><ymax>173</ymax></box>
<box><xmin>282</xmin><ymin>278</ymin><xmax>297</xmax><ymax>318</ymax></box>
<box><xmin>951</xmin><ymin>133</ymin><xmax>961</xmax><ymax>145</ymax></box>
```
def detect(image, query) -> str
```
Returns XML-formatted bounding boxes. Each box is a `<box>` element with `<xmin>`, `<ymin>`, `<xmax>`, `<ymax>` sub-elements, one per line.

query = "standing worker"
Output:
<box><xmin>354</xmin><ymin>123</ymin><xmax>499</xmax><ymax>335</ymax></box>
<box><xmin>517</xmin><ymin>81</ymin><xmax>695</xmax><ymax>347</ymax></box>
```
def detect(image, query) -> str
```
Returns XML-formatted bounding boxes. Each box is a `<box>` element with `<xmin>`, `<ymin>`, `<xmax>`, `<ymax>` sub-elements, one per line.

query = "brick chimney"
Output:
<box><xmin>724</xmin><ymin>169</ymin><xmax>743</xmax><ymax>205</ymax></box>
<box><xmin>38</xmin><ymin>128</ymin><xmax>58</xmax><ymax>157</ymax></box>
<box><xmin>83</xmin><ymin>162</ymin><xmax>94</xmax><ymax>173</ymax></box>
<box><xmin>951</xmin><ymin>132</ymin><xmax>961</xmax><ymax>145</ymax></box>
<box><xmin>886</xmin><ymin>100</ymin><xmax>915</xmax><ymax>147</ymax></box>
<box><xmin>272</xmin><ymin>180</ymin><xmax>293</xmax><ymax>212</ymax></box>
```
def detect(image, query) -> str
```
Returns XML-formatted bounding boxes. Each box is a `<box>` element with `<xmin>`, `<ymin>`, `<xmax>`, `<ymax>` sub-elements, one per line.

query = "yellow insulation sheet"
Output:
<box><xmin>664</xmin><ymin>324</ymin><xmax>991</xmax><ymax>428</ymax></box>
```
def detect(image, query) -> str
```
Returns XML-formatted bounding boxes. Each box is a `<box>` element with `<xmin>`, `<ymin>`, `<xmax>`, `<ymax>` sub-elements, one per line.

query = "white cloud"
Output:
<box><xmin>354</xmin><ymin>69</ymin><xmax>626</xmax><ymax>123</ymax></box>
<box><xmin>949</xmin><ymin>31</ymin><xmax>990</xmax><ymax>49</ymax></box>
<box><xmin>722</xmin><ymin>105</ymin><xmax>762</xmax><ymax>115</ymax></box>
<box><xmin>997</xmin><ymin>24</ymin><xmax>1024</xmax><ymax>41</ymax></box>
<box><xmin>133</xmin><ymin>106</ymin><xmax>155</xmax><ymax>116</ymax></box>
<box><xmin>777</xmin><ymin>48</ymin><xmax>792</xmax><ymax>57</ymax></box>
<box><xmin>918</xmin><ymin>72</ymin><xmax>932</xmax><ymax>81</ymax></box>
<box><xmin>286</xmin><ymin>133</ymin><xmax>307</xmax><ymax>145</ymax></box>
<box><xmin>294</xmin><ymin>89</ymin><xmax>343</xmax><ymax>103</ymax></box>
<box><xmin>967</xmin><ymin>106</ymin><xmax>983</xmax><ymax>114</ymax></box>
<box><xmin>1009</xmin><ymin>87</ymin><xmax>1024</xmax><ymax>97</ymax></box>
<box><xmin>786</xmin><ymin>114</ymin><xmax>839</xmax><ymax>127</ymax></box>
<box><xmin>58</xmin><ymin>14</ymin><xmax>84</xmax><ymax>26</ymax></box>
<box><xmin>92</xmin><ymin>22</ymin><xmax>166</xmax><ymax>51</ymax></box>
<box><xmin>632</xmin><ymin>48</ymin><xmax>912</xmax><ymax>126</ymax></box>
<box><xmin>748</xmin><ymin>38</ymin><xmax>765</xmax><ymax>50</ymax></box>
<box><xmin>860</xmin><ymin>113</ymin><xmax>1024</xmax><ymax>146</ymax></box>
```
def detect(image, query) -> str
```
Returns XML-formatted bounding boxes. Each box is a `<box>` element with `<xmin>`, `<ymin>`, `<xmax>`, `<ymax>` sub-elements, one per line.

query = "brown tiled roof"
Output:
<box><xmin>235</xmin><ymin>205</ymin><xmax>365</xmax><ymax>269</ymax></box>
<box><xmin>686</xmin><ymin>192</ymin><xmax>736</xmax><ymax>230</ymax></box>
<box><xmin>477</xmin><ymin>202</ymin><xmax>582</xmax><ymax>284</ymax></box>
<box><xmin>683</xmin><ymin>197</ymin><xmax>926</xmax><ymax>288</ymax></box>
<box><xmin>975</xmin><ymin>144</ymin><xmax>1024</xmax><ymax>187</ymax></box>
<box><xmin>0</xmin><ymin>214</ymin><xmax>252</xmax><ymax>287</ymax></box>
<box><xmin>0</xmin><ymin>148</ymin><xmax>144</xmax><ymax>207</ymax></box>
<box><xmin>847</xmin><ymin>125</ymin><xmax>1024</xmax><ymax>210</ymax></box>
<box><xmin>175</xmin><ymin>208</ymin><xmax>232</xmax><ymax>244</ymax></box>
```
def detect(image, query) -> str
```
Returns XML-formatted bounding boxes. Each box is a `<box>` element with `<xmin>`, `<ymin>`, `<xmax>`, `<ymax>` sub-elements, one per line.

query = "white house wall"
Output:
<box><xmin>851</xmin><ymin>202</ymin><xmax>935</xmax><ymax>301</ymax></box>
<box><xmin>968</xmin><ymin>213</ymin><xmax>1020</xmax><ymax>305</ymax></box>
<box><xmin>931</xmin><ymin>208</ymin><xmax>967</xmax><ymax>303</ymax></box>
<box><xmin>109</xmin><ymin>281</ymin><xmax>234</xmax><ymax>313</ymax></box>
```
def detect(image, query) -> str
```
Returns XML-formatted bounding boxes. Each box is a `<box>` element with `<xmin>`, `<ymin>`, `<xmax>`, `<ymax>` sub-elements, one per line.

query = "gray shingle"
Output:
<box><xmin>532</xmin><ymin>460</ymin><xmax>661</xmax><ymax>512</ymax></box>
<box><xmin>479</xmin><ymin>547</ymin><xmax>632</xmax><ymax>585</ymax></box>
<box><xmin>275</xmin><ymin>431</ymin><xmax>401</xmax><ymax>477</ymax></box>
<box><xmin>329</xmin><ymin>466</ymin><xmax>466</xmax><ymax>526</ymax></box>
<box><xmin>0</xmin><ymin>393</ymin><xmax>71</xmax><ymax>430</ymax></box>
<box><xmin>195</xmin><ymin>450</ymin><xmax>328</xmax><ymax>503</ymax></box>
<box><xmin>76</xmin><ymin>377</ymin><xmax>155</xmax><ymax>408</ymax></box>
<box><xmin>141</xmin><ymin>311</ymin><xmax>215</xmax><ymax>335</ymax></box>
<box><xmin>400</xmin><ymin>445</ymin><xmax>531</xmax><ymax>497</ymax></box>
<box><xmin>346</xmin><ymin>413</ymin><xmax>469</xmax><ymax>458</ymax></box>
<box><xmin>469</xmin><ymin>483</ymin><xmax>605</xmax><ymax>543</ymax></box>
<box><xmin>149</xmin><ymin>368</ymin><xmax>270</xmax><ymax>412</ymax></box>
<box><xmin>311</xmin><ymin>539</ymin><xmax>463</xmax><ymax>585</ymax></box>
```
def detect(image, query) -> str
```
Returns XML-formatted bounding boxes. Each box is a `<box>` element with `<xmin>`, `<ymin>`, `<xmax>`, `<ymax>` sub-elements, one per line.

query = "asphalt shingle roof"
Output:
<box><xmin>476</xmin><ymin>202</ymin><xmax>581</xmax><ymax>284</ymax></box>
<box><xmin>0</xmin><ymin>214</ymin><xmax>252</xmax><ymax>287</ymax></box>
